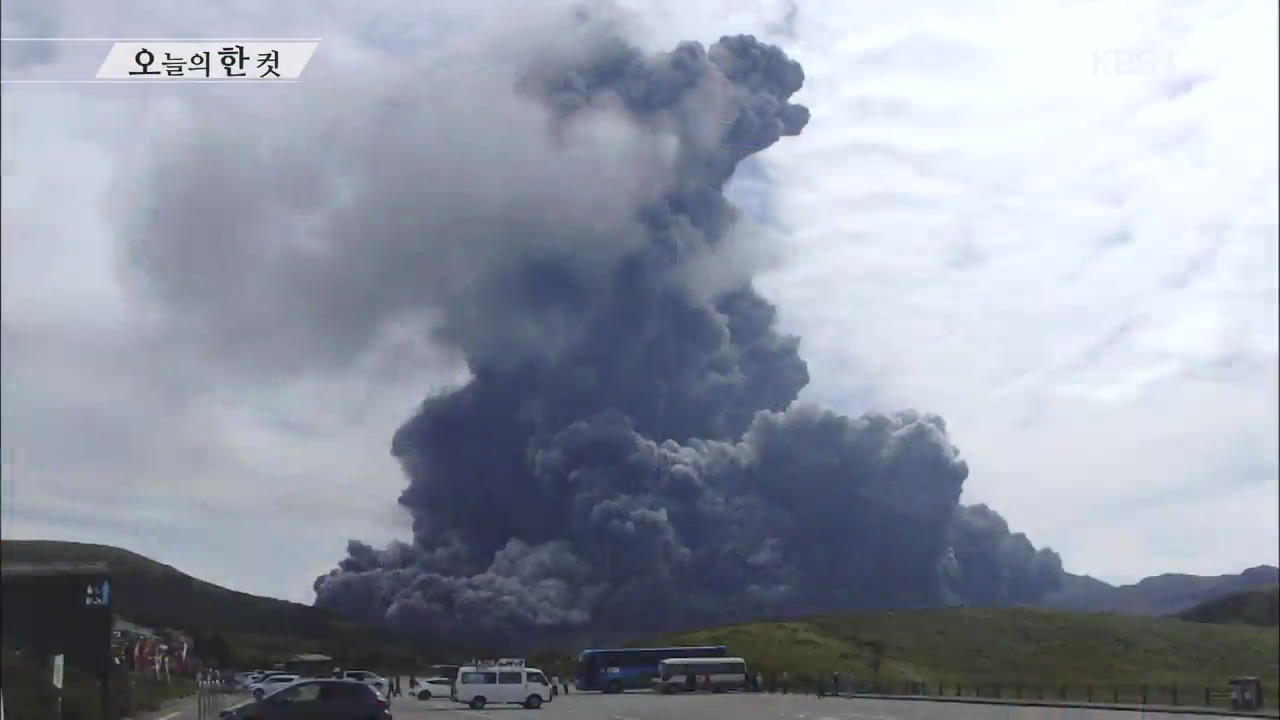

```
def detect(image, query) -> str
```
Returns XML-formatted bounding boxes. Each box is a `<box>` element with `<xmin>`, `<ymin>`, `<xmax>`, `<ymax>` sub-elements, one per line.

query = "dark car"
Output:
<box><xmin>220</xmin><ymin>679</ymin><xmax>391</xmax><ymax>720</ymax></box>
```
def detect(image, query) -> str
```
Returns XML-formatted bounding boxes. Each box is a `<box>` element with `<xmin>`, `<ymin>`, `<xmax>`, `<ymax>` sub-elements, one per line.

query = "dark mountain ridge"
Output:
<box><xmin>1041</xmin><ymin>565</ymin><xmax>1280</xmax><ymax>616</ymax></box>
<box><xmin>1178</xmin><ymin>584</ymin><xmax>1280</xmax><ymax>627</ymax></box>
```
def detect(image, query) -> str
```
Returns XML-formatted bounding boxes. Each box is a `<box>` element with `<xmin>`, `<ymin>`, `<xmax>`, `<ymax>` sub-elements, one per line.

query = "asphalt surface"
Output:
<box><xmin>153</xmin><ymin>688</ymin><xmax>1255</xmax><ymax>720</ymax></box>
<box><xmin>383</xmin><ymin>692</ymin><xmax>1245</xmax><ymax>720</ymax></box>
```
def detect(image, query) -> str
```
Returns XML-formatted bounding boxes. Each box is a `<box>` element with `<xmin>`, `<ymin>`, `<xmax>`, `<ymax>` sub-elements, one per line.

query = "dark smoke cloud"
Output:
<box><xmin>121</xmin><ymin>7</ymin><xmax>1063</xmax><ymax>647</ymax></box>
<box><xmin>309</xmin><ymin>29</ymin><xmax>1062</xmax><ymax>644</ymax></box>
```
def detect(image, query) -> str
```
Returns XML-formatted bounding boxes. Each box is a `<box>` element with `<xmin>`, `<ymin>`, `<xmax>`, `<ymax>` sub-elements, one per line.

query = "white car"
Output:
<box><xmin>339</xmin><ymin>669</ymin><xmax>387</xmax><ymax>695</ymax></box>
<box><xmin>243</xmin><ymin>671</ymin><xmax>286</xmax><ymax>688</ymax></box>
<box><xmin>410</xmin><ymin>676</ymin><xmax>453</xmax><ymax>700</ymax></box>
<box><xmin>248</xmin><ymin>674</ymin><xmax>299</xmax><ymax>699</ymax></box>
<box><xmin>453</xmin><ymin>664</ymin><xmax>553</xmax><ymax>710</ymax></box>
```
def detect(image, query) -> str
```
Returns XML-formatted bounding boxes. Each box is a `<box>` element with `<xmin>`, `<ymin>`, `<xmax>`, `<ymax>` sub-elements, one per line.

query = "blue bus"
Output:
<box><xmin>575</xmin><ymin>645</ymin><xmax>728</xmax><ymax>693</ymax></box>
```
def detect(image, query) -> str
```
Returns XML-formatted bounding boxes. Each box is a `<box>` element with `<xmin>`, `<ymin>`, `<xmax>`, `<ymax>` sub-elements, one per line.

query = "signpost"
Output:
<box><xmin>52</xmin><ymin>654</ymin><xmax>65</xmax><ymax>720</ymax></box>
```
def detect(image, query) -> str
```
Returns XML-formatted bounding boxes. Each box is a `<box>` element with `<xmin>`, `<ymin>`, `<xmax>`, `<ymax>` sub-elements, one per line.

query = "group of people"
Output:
<box><xmin>751</xmin><ymin>671</ymin><xmax>851</xmax><ymax>697</ymax></box>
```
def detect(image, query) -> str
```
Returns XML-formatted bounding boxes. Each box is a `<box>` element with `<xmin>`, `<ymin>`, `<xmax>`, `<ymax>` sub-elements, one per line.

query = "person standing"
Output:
<box><xmin>781</xmin><ymin>671</ymin><xmax>790</xmax><ymax>695</ymax></box>
<box><xmin>832</xmin><ymin>671</ymin><xmax>841</xmax><ymax>697</ymax></box>
<box><xmin>551</xmin><ymin>675</ymin><xmax>560</xmax><ymax>697</ymax></box>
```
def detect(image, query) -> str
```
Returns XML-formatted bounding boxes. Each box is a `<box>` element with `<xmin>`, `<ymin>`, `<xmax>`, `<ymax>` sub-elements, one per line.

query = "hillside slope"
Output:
<box><xmin>3</xmin><ymin>539</ymin><xmax>341</xmax><ymax>637</ymax></box>
<box><xmin>1041</xmin><ymin>565</ymin><xmax>1280</xmax><ymax>616</ymax></box>
<box><xmin>1178</xmin><ymin>584</ymin><xmax>1280</xmax><ymax>627</ymax></box>
<box><xmin>649</xmin><ymin>607</ymin><xmax>1279</xmax><ymax>688</ymax></box>
<box><xmin>1</xmin><ymin>539</ymin><xmax>460</xmax><ymax>668</ymax></box>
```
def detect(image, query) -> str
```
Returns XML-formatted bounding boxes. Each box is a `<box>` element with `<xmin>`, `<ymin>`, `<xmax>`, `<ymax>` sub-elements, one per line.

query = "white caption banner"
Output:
<box><xmin>96</xmin><ymin>41</ymin><xmax>318</xmax><ymax>80</ymax></box>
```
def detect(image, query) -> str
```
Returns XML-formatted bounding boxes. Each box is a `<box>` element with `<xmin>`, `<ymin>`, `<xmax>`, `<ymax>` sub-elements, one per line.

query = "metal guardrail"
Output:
<box><xmin>196</xmin><ymin>679</ymin><xmax>241</xmax><ymax>720</ymax></box>
<box><xmin>755</xmin><ymin>680</ymin><xmax>1274</xmax><ymax>716</ymax></box>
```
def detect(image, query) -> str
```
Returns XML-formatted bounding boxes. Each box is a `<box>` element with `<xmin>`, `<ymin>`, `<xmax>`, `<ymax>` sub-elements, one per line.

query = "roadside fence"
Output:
<box><xmin>195</xmin><ymin>676</ymin><xmax>240</xmax><ymax>720</ymax></box>
<box><xmin>781</xmin><ymin>679</ymin><xmax>1276</xmax><ymax>715</ymax></box>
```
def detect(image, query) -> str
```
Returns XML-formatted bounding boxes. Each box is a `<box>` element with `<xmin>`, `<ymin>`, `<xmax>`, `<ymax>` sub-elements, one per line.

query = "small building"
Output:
<box><xmin>1</xmin><ymin>562</ymin><xmax>114</xmax><ymax>718</ymax></box>
<box><xmin>282</xmin><ymin>653</ymin><xmax>334</xmax><ymax>677</ymax></box>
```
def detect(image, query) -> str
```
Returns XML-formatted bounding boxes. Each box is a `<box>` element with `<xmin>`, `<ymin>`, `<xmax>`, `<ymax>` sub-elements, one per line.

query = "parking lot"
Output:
<box><xmin>384</xmin><ymin>692</ymin><xmax>1244</xmax><ymax>720</ymax></box>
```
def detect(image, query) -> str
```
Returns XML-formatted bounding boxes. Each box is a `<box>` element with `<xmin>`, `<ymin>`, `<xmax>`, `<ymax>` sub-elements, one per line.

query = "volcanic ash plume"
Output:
<box><xmin>299</xmin><ymin>30</ymin><xmax>1066</xmax><ymax>645</ymax></box>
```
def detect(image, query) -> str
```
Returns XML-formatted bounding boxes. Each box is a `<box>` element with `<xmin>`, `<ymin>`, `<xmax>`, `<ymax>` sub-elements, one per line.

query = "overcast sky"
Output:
<box><xmin>2</xmin><ymin>0</ymin><xmax>1276</xmax><ymax>604</ymax></box>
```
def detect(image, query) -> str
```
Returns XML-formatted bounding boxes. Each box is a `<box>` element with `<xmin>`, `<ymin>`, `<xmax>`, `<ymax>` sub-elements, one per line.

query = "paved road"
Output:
<box><xmin>384</xmin><ymin>692</ymin><xmax>1243</xmax><ymax>719</ymax></box>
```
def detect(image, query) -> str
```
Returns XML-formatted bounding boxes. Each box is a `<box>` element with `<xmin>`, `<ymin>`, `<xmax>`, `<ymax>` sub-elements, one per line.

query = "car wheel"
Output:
<box><xmin>524</xmin><ymin>694</ymin><xmax>543</xmax><ymax>709</ymax></box>
<box><xmin>418</xmin><ymin>689</ymin><xmax>431</xmax><ymax>700</ymax></box>
<box><xmin>469</xmin><ymin>696</ymin><xmax>486</xmax><ymax>709</ymax></box>
<box><xmin>606</xmin><ymin>680</ymin><xmax>623</xmax><ymax>694</ymax></box>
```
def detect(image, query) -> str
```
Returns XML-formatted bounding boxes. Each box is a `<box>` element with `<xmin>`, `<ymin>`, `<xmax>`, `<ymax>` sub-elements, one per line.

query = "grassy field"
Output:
<box><xmin>652</xmin><ymin>607</ymin><xmax>1278</xmax><ymax>684</ymax></box>
<box><xmin>632</xmin><ymin>606</ymin><xmax>1280</xmax><ymax>707</ymax></box>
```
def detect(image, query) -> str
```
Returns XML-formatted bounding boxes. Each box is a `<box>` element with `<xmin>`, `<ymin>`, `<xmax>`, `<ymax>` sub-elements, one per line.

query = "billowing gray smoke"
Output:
<box><xmin>119</xmin><ymin>8</ymin><xmax>1063</xmax><ymax>647</ymax></box>
<box><xmin>306</xmin><ymin>32</ymin><xmax>1063</xmax><ymax>643</ymax></box>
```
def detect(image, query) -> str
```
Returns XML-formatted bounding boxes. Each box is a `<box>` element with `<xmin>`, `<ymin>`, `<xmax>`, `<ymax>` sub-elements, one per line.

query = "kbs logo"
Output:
<box><xmin>1093</xmin><ymin>49</ymin><xmax>1174</xmax><ymax>77</ymax></box>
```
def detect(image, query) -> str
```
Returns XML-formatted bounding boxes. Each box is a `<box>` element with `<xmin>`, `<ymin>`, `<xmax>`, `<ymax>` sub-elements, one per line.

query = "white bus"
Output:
<box><xmin>652</xmin><ymin>657</ymin><xmax>749</xmax><ymax>693</ymax></box>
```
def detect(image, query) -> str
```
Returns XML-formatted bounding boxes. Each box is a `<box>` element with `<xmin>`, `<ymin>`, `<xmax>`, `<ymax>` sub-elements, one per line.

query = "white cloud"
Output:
<box><xmin>1</xmin><ymin>0</ymin><xmax>1275</xmax><ymax>604</ymax></box>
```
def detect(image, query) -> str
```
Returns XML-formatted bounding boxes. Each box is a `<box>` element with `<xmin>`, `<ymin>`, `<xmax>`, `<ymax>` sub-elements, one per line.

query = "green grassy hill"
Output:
<box><xmin>646</xmin><ymin>606</ymin><xmax>1279</xmax><ymax>691</ymax></box>
<box><xmin>1178</xmin><ymin>584</ymin><xmax>1280</xmax><ymax>627</ymax></box>
<box><xmin>1</xmin><ymin>539</ymin><xmax>461</xmax><ymax>670</ymax></box>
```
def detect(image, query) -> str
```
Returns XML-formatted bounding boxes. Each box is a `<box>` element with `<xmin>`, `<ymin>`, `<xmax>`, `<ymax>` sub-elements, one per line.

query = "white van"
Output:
<box><xmin>652</xmin><ymin>657</ymin><xmax>749</xmax><ymax>693</ymax></box>
<box><xmin>453</xmin><ymin>662</ymin><xmax>553</xmax><ymax>710</ymax></box>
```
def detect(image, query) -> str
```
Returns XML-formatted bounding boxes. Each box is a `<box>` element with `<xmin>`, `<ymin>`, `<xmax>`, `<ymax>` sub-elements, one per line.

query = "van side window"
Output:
<box><xmin>460</xmin><ymin>672</ymin><xmax>496</xmax><ymax>684</ymax></box>
<box><xmin>527</xmin><ymin>672</ymin><xmax>548</xmax><ymax>685</ymax></box>
<box><xmin>498</xmin><ymin>672</ymin><xmax>523</xmax><ymax>685</ymax></box>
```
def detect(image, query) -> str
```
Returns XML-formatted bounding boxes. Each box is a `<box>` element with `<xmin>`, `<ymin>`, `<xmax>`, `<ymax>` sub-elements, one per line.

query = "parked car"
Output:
<box><xmin>242</xmin><ymin>671</ymin><xmax>287</xmax><ymax>689</ymax></box>
<box><xmin>338</xmin><ymin>669</ymin><xmax>388</xmax><ymax>695</ymax></box>
<box><xmin>248</xmin><ymin>674</ymin><xmax>299</xmax><ymax>699</ymax></box>
<box><xmin>410</xmin><ymin>676</ymin><xmax>453</xmax><ymax>700</ymax></box>
<box><xmin>220</xmin><ymin>679</ymin><xmax>391</xmax><ymax>720</ymax></box>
